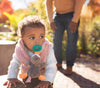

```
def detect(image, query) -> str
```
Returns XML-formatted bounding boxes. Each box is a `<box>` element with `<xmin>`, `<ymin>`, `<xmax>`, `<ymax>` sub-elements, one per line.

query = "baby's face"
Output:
<box><xmin>22</xmin><ymin>27</ymin><xmax>45</xmax><ymax>52</ymax></box>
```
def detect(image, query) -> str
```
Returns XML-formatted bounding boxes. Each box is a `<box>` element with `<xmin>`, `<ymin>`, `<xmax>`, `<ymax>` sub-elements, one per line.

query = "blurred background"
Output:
<box><xmin>0</xmin><ymin>1</ymin><xmax>100</xmax><ymax>87</ymax></box>
<box><xmin>0</xmin><ymin>0</ymin><xmax>100</xmax><ymax>59</ymax></box>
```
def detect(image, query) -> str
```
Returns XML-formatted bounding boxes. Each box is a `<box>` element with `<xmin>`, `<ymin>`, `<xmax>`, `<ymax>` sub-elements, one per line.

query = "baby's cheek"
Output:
<box><xmin>40</xmin><ymin>39</ymin><xmax>45</xmax><ymax>45</ymax></box>
<box><xmin>27</xmin><ymin>43</ymin><xmax>34</xmax><ymax>50</ymax></box>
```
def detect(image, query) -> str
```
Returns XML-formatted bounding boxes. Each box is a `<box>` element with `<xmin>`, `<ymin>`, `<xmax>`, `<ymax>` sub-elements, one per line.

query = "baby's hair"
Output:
<box><xmin>17</xmin><ymin>15</ymin><xmax>46</xmax><ymax>37</ymax></box>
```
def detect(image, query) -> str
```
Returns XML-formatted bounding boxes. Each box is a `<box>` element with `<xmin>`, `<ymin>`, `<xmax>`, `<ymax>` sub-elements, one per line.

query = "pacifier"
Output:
<box><xmin>32</xmin><ymin>45</ymin><xmax>42</xmax><ymax>54</ymax></box>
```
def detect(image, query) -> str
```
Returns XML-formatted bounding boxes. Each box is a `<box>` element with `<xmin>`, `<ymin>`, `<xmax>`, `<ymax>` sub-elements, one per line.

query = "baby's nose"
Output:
<box><xmin>34</xmin><ymin>39</ymin><xmax>41</xmax><ymax>45</ymax></box>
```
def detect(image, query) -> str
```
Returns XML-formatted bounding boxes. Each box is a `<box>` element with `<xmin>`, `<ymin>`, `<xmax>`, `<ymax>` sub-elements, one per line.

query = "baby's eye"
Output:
<box><xmin>30</xmin><ymin>37</ymin><xmax>35</xmax><ymax>39</ymax></box>
<box><xmin>40</xmin><ymin>36</ymin><xmax>44</xmax><ymax>39</ymax></box>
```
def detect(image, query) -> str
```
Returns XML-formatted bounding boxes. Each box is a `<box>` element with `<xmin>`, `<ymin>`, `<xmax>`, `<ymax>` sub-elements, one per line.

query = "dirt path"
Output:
<box><xmin>54</xmin><ymin>56</ymin><xmax>100</xmax><ymax>88</ymax></box>
<box><xmin>0</xmin><ymin>56</ymin><xmax>100</xmax><ymax>88</ymax></box>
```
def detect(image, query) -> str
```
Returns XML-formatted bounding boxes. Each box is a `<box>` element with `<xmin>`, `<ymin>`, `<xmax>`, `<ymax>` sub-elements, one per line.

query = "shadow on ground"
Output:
<box><xmin>66</xmin><ymin>72</ymin><xmax>100</xmax><ymax>88</ymax></box>
<box><xmin>75</xmin><ymin>57</ymin><xmax>100</xmax><ymax>72</ymax></box>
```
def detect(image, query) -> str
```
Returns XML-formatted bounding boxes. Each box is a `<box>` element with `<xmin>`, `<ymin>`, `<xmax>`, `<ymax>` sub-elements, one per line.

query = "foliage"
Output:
<box><xmin>0</xmin><ymin>0</ymin><xmax>13</xmax><ymax>22</ymax></box>
<box><xmin>28</xmin><ymin>2</ymin><xmax>38</xmax><ymax>15</ymax></box>
<box><xmin>62</xmin><ymin>31</ymin><xmax>67</xmax><ymax>59</ymax></box>
<box><xmin>3</xmin><ymin>12</ymin><xmax>25</xmax><ymax>33</ymax></box>
<box><xmin>87</xmin><ymin>16</ymin><xmax>100</xmax><ymax>57</ymax></box>
<box><xmin>89</xmin><ymin>24</ymin><xmax>100</xmax><ymax>57</ymax></box>
<box><xmin>88</xmin><ymin>0</ymin><xmax>100</xmax><ymax>16</ymax></box>
<box><xmin>0</xmin><ymin>32</ymin><xmax>19</xmax><ymax>41</ymax></box>
<box><xmin>78</xmin><ymin>15</ymin><xmax>100</xmax><ymax>58</ymax></box>
<box><xmin>78</xmin><ymin>17</ymin><xmax>90</xmax><ymax>55</ymax></box>
<box><xmin>34</xmin><ymin>0</ymin><xmax>47</xmax><ymax>20</ymax></box>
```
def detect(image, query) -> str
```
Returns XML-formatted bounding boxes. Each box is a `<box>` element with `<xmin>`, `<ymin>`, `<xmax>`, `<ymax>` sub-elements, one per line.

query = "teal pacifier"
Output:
<box><xmin>32</xmin><ymin>45</ymin><xmax>42</xmax><ymax>52</ymax></box>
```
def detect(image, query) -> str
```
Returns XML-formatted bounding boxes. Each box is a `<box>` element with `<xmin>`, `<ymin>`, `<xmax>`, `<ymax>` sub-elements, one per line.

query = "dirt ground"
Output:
<box><xmin>0</xmin><ymin>55</ymin><xmax>100</xmax><ymax>88</ymax></box>
<box><xmin>54</xmin><ymin>55</ymin><xmax>100</xmax><ymax>88</ymax></box>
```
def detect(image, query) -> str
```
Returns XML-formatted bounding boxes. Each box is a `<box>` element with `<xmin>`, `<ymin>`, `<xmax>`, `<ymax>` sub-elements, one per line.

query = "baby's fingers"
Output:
<box><xmin>17</xmin><ymin>80</ymin><xmax>24</xmax><ymax>84</ymax></box>
<box><xmin>7</xmin><ymin>83</ymin><xmax>11</xmax><ymax>88</ymax></box>
<box><xmin>13</xmin><ymin>83</ymin><xmax>16</xmax><ymax>87</ymax></box>
<box><xmin>3</xmin><ymin>81</ymin><xmax>8</xmax><ymax>85</ymax></box>
<box><xmin>7</xmin><ymin>82</ymin><xmax>16</xmax><ymax>88</ymax></box>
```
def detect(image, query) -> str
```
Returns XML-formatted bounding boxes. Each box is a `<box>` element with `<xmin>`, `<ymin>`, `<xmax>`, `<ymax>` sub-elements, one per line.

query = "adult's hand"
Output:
<box><xmin>50</xmin><ymin>22</ymin><xmax>57</xmax><ymax>33</ymax></box>
<box><xmin>69</xmin><ymin>21</ymin><xmax>78</xmax><ymax>33</ymax></box>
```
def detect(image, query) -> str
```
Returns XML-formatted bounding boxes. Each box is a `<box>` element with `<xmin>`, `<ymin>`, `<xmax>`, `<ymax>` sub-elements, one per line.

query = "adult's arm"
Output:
<box><xmin>45</xmin><ymin>0</ymin><xmax>54</xmax><ymax>23</ymax></box>
<box><xmin>72</xmin><ymin>0</ymin><xmax>86</xmax><ymax>23</ymax></box>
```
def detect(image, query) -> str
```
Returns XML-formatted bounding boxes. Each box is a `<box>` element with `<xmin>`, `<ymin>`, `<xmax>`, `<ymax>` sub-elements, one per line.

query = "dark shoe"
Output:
<box><xmin>64</xmin><ymin>67</ymin><xmax>73</xmax><ymax>76</ymax></box>
<box><xmin>56</xmin><ymin>63</ymin><xmax>65</xmax><ymax>73</ymax></box>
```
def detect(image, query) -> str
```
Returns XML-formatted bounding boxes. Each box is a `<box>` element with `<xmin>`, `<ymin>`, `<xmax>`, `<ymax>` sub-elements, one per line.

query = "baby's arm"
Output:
<box><xmin>44</xmin><ymin>47</ymin><xmax>57</xmax><ymax>83</ymax></box>
<box><xmin>5</xmin><ymin>53</ymin><xmax>22</xmax><ymax>88</ymax></box>
<box><xmin>8</xmin><ymin>53</ymin><xmax>21</xmax><ymax>79</ymax></box>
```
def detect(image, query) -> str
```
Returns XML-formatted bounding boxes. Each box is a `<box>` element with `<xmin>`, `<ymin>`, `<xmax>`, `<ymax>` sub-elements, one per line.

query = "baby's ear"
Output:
<box><xmin>31</xmin><ymin>54</ymin><xmax>41</xmax><ymax>64</ymax></box>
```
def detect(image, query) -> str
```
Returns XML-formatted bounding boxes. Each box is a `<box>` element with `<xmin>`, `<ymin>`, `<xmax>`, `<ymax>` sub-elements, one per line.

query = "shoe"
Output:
<box><xmin>56</xmin><ymin>63</ymin><xmax>65</xmax><ymax>73</ymax></box>
<box><xmin>64</xmin><ymin>67</ymin><xmax>73</xmax><ymax>76</ymax></box>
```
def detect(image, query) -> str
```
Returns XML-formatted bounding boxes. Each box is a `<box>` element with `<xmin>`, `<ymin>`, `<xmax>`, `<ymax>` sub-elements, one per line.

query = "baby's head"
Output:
<box><xmin>18</xmin><ymin>15</ymin><xmax>46</xmax><ymax>52</ymax></box>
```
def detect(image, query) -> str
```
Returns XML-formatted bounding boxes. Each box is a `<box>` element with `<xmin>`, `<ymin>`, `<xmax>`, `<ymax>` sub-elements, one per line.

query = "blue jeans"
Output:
<box><xmin>53</xmin><ymin>12</ymin><xmax>79</xmax><ymax>67</ymax></box>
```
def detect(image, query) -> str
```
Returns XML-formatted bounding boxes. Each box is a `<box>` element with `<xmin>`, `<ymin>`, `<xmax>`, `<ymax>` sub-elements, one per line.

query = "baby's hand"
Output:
<box><xmin>35</xmin><ymin>81</ymin><xmax>50</xmax><ymax>88</ymax></box>
<box><xmin>3</xmin><ymin>78</ymin><xmax>23</xmax><ymax>88</ymax></box>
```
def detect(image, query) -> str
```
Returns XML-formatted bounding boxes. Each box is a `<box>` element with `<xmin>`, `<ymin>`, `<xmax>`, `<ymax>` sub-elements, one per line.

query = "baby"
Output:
<box><xmin>4</xmin><ymin>15</ymin><xmax>57</xmax><ymax>88</ymax></box>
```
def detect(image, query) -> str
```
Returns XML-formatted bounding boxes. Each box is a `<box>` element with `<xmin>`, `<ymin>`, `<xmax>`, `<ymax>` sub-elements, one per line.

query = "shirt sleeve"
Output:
<box><xmin>72</xmin><ymin>0</ymin><xmax>85</xmax><ymax>23</ymax></box>
<box><xmin>46</xmin><ymin>0</ymin><xmax>54</xmax><ymax>23</ymax></box>
<box><xmin>7</xmin><ymin>53</ymin><xmax>21</xmax><ymax>79</ymax></box>
<box><xmin>44</xmin><ymin>47</ymin><xmax>57</xmax><ymax>83</ymax></box>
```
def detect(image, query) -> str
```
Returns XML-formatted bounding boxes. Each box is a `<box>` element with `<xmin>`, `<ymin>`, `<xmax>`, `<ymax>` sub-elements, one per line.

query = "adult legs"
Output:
<box><xmin>53</xmin><ymin>13</ymin><xmax>65</xmax><ymax>72</ymax></box>
<box><xmin>66</xmin><ymin>30</ymin><xmax>78</xmax><ymax>67</ymax></box>
<box><xmin>66</xmin><ymin>23</ymin><xmax>79</xmax><ymax>67</ymax></box>
<box><xmin>53</xmin><ymin>14</ymin><xmax>65</xmax><ymax>65</ymax></box>
<box><xmin>65</xmin><ymin>12</ymin><xmax>79</xmax><ymax>75</ymax></box>
<box><xmin>64</xmin><ymin>12</ymin><xmax>79</xmax><ymax>75</ymax></box>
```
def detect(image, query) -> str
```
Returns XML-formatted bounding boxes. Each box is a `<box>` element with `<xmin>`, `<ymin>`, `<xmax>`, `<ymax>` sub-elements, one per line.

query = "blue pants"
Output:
<box><xmin>53</xmin><ymin>12</ymin><xmax>79</xmax><ymax>67</ymax></box>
